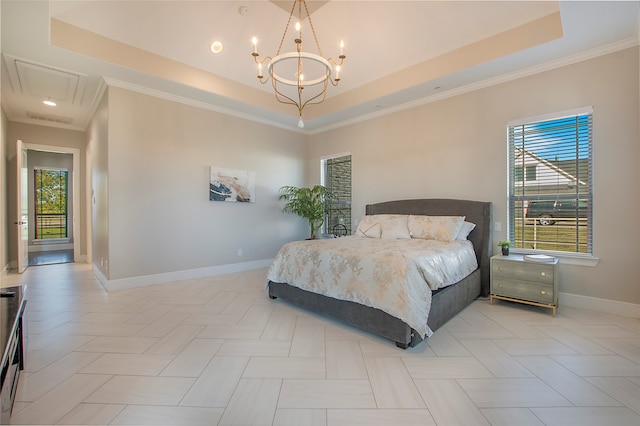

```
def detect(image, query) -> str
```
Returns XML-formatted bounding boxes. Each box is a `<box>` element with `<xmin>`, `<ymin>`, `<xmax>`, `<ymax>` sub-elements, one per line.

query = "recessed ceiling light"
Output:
<box><xmin>210</xmin><ymin>41</ymin><xmax>223</xmax><ymax>54</ymax></box>
<box><xmin>43</xmin><ymin>99</ymin><xmax>56</xmax><ymax>106</ymax></box>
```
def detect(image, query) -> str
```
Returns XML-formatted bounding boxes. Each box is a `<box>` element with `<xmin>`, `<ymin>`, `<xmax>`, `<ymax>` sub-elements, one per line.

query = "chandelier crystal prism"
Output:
<box><xmin>251</xmin><ymin>0</ymin><xmax>346</xmax><ymax>128</ymax></box>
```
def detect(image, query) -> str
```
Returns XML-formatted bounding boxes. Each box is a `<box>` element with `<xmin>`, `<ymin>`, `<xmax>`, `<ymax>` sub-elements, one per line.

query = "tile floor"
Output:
<box><xmin>3</xmin><ymin>263</ymin><xmax>639</xmax><ymax>425</ymax></box>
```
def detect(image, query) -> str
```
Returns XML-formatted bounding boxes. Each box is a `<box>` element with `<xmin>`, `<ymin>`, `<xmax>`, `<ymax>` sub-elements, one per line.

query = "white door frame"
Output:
<box><xmin>23</xmin><ymin>143</ymin><xmax>81</xmax><ymax>263</ymax></box>
<box><xmin>16</xmin><ymin>140</ymin><xmax>29</xmax><ymax>273</ymax></box>
<box><xmin>85</xmin><ymin>140</ymin><xmax>93</xmax><ymax>264</ymax></box>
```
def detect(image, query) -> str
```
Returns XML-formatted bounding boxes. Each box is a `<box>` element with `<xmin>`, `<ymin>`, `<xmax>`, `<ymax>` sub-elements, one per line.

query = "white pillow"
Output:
<box><xmin>355</xmin><ymin>217</ymin><xmax>381</xmax><ymax>238</ymax></box>
<box><xmin>455</xmin><ymin>221</ymin><xmax>476</xmax><ymax>240</ymax></box>
<box><xmin>407</xmin><ymin>215</ymin><xmax>465</xmax><ymax>242</ymax></box>
<box><xmin>378</xmin><ymin>214</ymin><xmax>411</xmax><ymax>239</ymax></box>
<box><xmin>356</xmin><ymin>215</ymin><xmax>410</xmax><ymax>239</ymax></box>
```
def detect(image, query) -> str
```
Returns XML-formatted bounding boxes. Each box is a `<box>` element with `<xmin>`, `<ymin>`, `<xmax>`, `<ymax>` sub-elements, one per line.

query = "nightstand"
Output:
<box><xmin>490</xmin><ymin>254</ymin><xmax>559</xmax><ymax>316</ymax></box>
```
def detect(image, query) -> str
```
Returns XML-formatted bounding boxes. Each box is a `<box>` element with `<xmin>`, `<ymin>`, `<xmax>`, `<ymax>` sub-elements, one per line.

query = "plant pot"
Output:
<box><xmin>501</xmin><ymin>247</ymin><xmax>509</xmax><ymax>256</ymax></box>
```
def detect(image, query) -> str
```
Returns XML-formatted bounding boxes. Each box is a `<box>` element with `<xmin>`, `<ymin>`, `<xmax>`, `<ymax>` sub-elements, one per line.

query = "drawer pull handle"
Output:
<box><xmin>540</xmin><ymin>290</ymin><xmax>546</xmax><ymax>295</ymax></box>
<box><xmin>498</xmin><ymin>284</ymin><xmax>503</xmax><ymax>288</ymax></box>
<box><xmin>498</xmin><ymin>267</ymin><xmax>503</xmax><ymax>271</ymax></box>
<box><xmin>541</xmin><ymin>272</ymin><xmax>546</xmax><ymax>277</ymax></box>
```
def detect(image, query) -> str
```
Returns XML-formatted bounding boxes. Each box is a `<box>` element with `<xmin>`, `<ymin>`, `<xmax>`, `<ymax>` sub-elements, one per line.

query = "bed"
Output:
<box><xmin>267</xmin><ymin>198</ymin><xmax>492</xmax><ymax>348</ymax></box>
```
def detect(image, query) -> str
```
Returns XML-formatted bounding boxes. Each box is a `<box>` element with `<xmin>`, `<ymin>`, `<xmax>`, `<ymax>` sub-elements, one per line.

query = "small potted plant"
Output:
<box><xmin>498</xmin><ymin>240</ymin><xmax>511</xmax><ymax>256</ymax></box>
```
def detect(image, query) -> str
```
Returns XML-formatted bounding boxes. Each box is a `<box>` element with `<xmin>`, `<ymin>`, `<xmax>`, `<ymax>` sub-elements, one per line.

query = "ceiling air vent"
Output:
<box><xmin>26</xmin><ymin>111</ymin><xmax>73</xmax><ymax>125</ymax></box>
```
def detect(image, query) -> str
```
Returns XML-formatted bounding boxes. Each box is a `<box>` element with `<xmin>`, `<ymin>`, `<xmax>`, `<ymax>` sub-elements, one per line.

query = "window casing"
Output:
<box><xmin>34</xmin><ymin>168</ymin><xmax>69</xmax><ymax>240</ymax></box>
<box><xmin>321</xmin><ymin>154</ymin><xmax>352</xmax><ymax>236</ymax></box>
<box><xmin>507</xmin><ymin>108</ymin><xmax>593</xmax><ymax>255</ymax></box>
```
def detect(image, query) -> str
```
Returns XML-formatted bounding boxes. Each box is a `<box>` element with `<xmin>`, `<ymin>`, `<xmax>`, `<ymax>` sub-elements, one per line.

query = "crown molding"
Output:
<box><xmin>103</xmin><ymin>36</ymin><xmax>638</xmax><ymax>136</ymax></box>
<box><xmin>102</xmin><ymin>77</ymin><xmax>305</xmax><ymax>134</ymax></box>
<box><xmin>310</xmin><ymin>36</ymin><xmax>640</xmax><ymax>135</ymax></box>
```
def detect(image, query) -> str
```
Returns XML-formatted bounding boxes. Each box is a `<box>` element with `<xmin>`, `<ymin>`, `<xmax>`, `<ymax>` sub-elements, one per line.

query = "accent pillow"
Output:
<box><xmin>356</xmin><ymin>215</ymin><xmax>411</xmax><ymax>239</ymax></box>
<box><xmin>407</xmin><ymin>215</ymin><xmax>465</xmax><ymax>242</ymax></box>
<box><xmin>378</xmin><ymin>214</ymin><xmax>411</xmax><ymax>239</ymax></box>
<box><xmin>455</xmin><ymin>221</ymin><xmax>476</xmax><ymax>240</ymax></box>
<box><xmin>355</xmin><ymin>217</ymin><xmax>381</xmax><ymax>238</ymax></box>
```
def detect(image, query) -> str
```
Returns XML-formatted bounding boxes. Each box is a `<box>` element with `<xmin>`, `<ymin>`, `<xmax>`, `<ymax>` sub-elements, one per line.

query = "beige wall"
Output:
<box><xmin>87</xmin><ymin>92</ymin><xmax>109</xmax><ymax>277</ymax></box>
<box><xmin>104</xmin><ymin>87</ymin><xmax>306</xmax><ymax>280</ymax></box>
<box><xmin>309</xmin><ymin>47</ymin><xmax>640</xmax><ymax>305</ymax></box>
<box><xmin>0</xmin><ymin>2</ymin><xmax>4</xmax><ymax>276</ymax></box>
<box><xmin>0</xmin><ymin>108</ymin><xmax>7</xmax><ymax>273</ymax></box>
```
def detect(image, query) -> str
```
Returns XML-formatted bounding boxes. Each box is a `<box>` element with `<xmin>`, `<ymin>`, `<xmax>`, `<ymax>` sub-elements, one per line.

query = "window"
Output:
<box><xmin>321</xmin><ymin>153</ymin><xmax>351</xmax><ymax>236</ymax></box>
<box><xmin>34</xmin><ymin>168</ymin><xmax>68</xmax><ymax>240</ymax></box>
<box><xmin>508</xmin><ymin>108</ymin><xmax>593</xmax><ymax>255</ymax></box>
<box><xmin>514</xmin><ymin>165</ymin><xmax>537</xmax><ymax>182</ymax></box>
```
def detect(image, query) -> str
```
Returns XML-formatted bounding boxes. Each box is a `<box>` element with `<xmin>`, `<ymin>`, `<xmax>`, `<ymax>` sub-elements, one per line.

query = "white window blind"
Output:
<box><xmin>507</xmin><ymin>109</ymin><xmax>593</xmax><ymax>254</ymax></box>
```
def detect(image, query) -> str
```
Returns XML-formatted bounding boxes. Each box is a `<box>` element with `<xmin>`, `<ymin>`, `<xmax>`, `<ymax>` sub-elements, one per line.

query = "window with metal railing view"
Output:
<box><xmin>507</xmin><ymin>109</ymin><xmax>593</xmax><ymax>255</ymax></box>
<box><xmin>34</xmin><ymin>168</ymin><xmax>68</xmax><ymax>240</ymax></box>
<box><xmin>322</xmin><ymin>154</ymin><xmax>352</xmax><ymax>237</ymax></box>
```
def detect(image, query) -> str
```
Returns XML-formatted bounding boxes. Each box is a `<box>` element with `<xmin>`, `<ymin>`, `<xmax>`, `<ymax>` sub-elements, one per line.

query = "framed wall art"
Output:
<box><xmin>209</xmin><ymin>166</ymin><xmax>256</xmax><ymax>203</ymax></box>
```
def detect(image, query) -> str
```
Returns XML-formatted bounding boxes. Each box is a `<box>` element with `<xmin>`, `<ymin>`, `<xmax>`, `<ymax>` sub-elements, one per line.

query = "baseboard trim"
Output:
<box><xmin>94</xmin><ymin>259</ymin><xmax>273</xmax><ymax>292</ymax></box>
<box><xmin>559</xmin><ymin>292</ymin><xmax>640</xmax><ymax>318</ymax></box>
<box><xmin>94</xmin><ymin>267</ymin><xmax>109</xmax><ymax>292</ymax></box>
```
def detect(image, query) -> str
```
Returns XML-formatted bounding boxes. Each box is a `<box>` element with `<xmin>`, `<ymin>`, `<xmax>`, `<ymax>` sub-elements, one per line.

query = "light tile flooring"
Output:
<box><xmin>3</xmin><ymin>263</ymin><xmax>639</xmax><ymax>426</ymax></box>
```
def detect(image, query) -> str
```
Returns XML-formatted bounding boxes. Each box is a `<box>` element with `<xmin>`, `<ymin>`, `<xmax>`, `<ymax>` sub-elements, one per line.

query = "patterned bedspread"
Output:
<box><xmin>266</xmin><ymin>236</ymin><xmax>478</xmax><ymax>338</ymax></box>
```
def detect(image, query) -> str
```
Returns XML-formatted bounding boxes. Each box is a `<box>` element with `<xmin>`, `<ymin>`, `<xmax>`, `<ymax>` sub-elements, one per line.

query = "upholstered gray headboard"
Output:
<box><xmin>365</xmin><ymin>199</ymin><xmax>492</xmax><ymax>296</ymax></box>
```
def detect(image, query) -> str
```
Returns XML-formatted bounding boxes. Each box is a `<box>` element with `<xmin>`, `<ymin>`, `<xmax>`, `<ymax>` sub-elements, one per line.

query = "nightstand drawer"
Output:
<box><xmin>492</xmin><ymin>260</ymin><xmax>555</xmax><ymax>284</ymax></box>
<box><xmin>492</xmin><ymin>278</ymin><xmax>554</xmax><ymax>304</ymax></box>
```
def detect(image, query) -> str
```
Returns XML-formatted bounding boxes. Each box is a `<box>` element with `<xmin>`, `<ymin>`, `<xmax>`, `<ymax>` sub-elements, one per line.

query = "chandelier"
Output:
<box><xmin>251</xmin><ymin>0</ymin><xmax>346</xmax><ymax>128</ymax></box>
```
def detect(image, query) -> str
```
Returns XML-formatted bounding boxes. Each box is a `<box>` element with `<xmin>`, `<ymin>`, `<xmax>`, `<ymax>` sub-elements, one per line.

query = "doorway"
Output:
<box><xmin>18</xmin><ymin>144</ymin><xmax>80</xmax><ymax>269</ymax></box>
<box><xmin>29</xmin><ymin>166</ymin><xmax>73</xmax><ymax>266</ymax></box>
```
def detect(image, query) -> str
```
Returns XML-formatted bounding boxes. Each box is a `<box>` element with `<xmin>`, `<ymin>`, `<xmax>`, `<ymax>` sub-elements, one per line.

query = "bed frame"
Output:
<box><xmin>268</xmin><ymin>198</ymin><xmax>492</xmax><ymax>348</ymax></box>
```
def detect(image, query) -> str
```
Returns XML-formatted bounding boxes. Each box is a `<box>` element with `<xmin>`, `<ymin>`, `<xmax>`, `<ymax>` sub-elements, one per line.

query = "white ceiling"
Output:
<box><xmin>1</xmin><ymin>1</ymin><xmax>638</xmax><ymax>133</ymax></box>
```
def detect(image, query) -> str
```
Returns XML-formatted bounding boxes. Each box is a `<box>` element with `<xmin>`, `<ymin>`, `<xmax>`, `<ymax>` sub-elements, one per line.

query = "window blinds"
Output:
<box><xmin>507</xmin><ymin>109</ymin><xmax>593</xmax><ymax>254</ymax></box>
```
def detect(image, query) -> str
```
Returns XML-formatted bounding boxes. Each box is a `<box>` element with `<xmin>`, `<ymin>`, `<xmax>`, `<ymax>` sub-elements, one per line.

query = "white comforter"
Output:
<box><xmin>266</xmin><ymin>236</ymin><xmax>478</xmax><ymax>338</ymax></box>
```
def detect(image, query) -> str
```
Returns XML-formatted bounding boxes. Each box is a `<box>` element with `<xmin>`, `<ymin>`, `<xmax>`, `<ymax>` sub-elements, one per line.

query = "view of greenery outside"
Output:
<box><xmin>508</xmin><ymin>113</ymin><xmax>592</xmax><ymax>254</ymax></box>
<box><xmin>323</xmin><ymin>155</ymin><xmax>352</xmax><ymax>236</ymax></box>
<box><xmin>34</xmin><ymin>169</ymin><xmax>68</xmax><ymax>239</ymax></box>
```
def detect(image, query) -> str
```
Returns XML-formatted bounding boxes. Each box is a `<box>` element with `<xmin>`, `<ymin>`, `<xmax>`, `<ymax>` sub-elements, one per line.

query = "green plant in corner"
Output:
<box><xmin>279</xmin><ymin>185</ymin><xmax>334</xmax><ymax>240</ymax></box>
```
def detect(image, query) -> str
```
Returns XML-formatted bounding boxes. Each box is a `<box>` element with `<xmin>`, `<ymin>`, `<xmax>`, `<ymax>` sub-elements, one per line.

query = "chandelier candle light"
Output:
<box><xmin>251</xmin><ymin>0</ymin><xmax>346</xmax><ymax>128</ymax></box>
